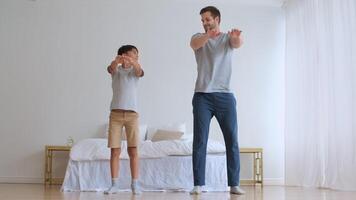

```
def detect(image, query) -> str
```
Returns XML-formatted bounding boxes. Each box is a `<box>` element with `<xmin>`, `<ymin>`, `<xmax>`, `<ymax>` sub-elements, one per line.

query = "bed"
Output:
<box><xmin>61</xmin><ymin>136</ymin><xmax>230</xmax><ymax>192</ymax></box>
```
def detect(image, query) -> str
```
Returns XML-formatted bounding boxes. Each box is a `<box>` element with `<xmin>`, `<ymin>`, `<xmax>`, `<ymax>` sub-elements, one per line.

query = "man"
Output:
<box><xmin>190</xmin><ymin>6</ymin><xmax>245</xmax><ymax>195</ymax></box>
<box><xmin>104</xmin><ymin>45</ymin><xmax>144</xmax><ymax>195</ymax></box>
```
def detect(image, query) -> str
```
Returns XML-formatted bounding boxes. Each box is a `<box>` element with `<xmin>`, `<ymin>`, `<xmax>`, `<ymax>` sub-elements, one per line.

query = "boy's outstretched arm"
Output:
<box><xmin>123</xmin><ymin>55</ymin><xmax>144</xmax><ymax>77</ymax></box>
<box><xmin>132</xmin><ymin>62</ymin><xmax>144</xmax><ymax>77</ymax></box>
<box><xmin>107</xmin><ymin>55</ymin><xmax>123</xmax><ymax>74</ymax></box>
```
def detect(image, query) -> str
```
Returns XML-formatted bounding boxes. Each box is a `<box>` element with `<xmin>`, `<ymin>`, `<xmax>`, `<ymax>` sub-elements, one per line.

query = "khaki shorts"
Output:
<box><xmin>108</xmin><ymin>110</ymin><xmax>139</xmax><ymax>148</ymax></box>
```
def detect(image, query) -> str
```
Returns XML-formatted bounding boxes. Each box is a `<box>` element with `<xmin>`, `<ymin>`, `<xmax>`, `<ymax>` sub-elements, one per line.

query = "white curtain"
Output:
<box><xmin>284</xmin><ymin>0</ymin><xmax>356</xmax><ymax>190</ymax></box>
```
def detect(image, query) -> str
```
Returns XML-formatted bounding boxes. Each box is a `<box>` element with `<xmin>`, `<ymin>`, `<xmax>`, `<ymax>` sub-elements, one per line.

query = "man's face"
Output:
<box><xmin>200</xmin><ymin>11</ymin><xmax>220</xmax><ymax>32</ymax></box>
<box><xmin>123</xmin><ymin>49</ymin><xmax>139</xmax><ymax>61</ymax></box>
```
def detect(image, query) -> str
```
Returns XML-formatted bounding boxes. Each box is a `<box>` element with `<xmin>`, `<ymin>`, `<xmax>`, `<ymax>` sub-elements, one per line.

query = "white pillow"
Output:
<box><xmin>151</xmin><ymin>129</ymin><xmax>184</xmax><ymax>142</ymax></box>
<box><xmin>146</xmin><ymin>123</ymin><xmax>186</xmax><ymax>140</ymax></box>
<box><xmin>180</xmin><ymin>132</ymin><xmax>193</xmax><ymax>141</ymax></box>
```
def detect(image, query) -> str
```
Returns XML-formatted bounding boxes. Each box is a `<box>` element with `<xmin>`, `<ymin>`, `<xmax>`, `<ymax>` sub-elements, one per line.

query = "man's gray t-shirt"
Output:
<box><xmin>110</xmin><ymin>66</ymin><xmax>139</xmax><ymax>112</ymax></box>
<box><xmin>193</xmin><ymin>32</ymin><xmax>234</xmax><ymax>93</ymax></box>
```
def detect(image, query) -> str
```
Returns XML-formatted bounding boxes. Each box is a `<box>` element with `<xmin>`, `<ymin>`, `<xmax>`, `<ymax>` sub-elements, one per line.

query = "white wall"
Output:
<box><xmin>0</xmin><ymin>0</ymin><xmax>285</xmax><ymax>184</ymax></box>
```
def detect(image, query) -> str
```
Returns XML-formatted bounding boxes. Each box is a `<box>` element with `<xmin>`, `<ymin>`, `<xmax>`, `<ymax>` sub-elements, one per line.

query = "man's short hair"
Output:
<box><xmin>200</xmin><ymin>6</ymin><xmax>221</xmax><ymax>23</ymax></box>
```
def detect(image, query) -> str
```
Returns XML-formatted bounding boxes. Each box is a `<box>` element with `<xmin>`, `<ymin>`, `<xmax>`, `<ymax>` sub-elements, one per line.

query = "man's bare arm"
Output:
<box><xmin>228</xmin><ymin>29</ymin><xmax>243</xmax><ymax>48</ymax></box>
<box><xmin>190</xmin><ymin>33</ymin><xmax>210</xmax><ymax>50</ymax></box>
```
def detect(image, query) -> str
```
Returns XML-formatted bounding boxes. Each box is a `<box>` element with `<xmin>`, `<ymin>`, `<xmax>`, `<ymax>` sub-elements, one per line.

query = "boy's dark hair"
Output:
<box><xmin>200</xmin><ymin>6</ymin><xmax>221</xmax><ymax>24</ymax></box>
<box><xmin>117</xmin><ymin>45</ymin><xmax>138</xmax><ymax>55</ymax></box>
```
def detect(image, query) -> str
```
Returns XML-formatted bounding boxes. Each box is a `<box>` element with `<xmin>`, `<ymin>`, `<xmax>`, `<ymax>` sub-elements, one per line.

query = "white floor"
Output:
<box><xmin>0</xmin><ymin>184</ymin><xmax>355</xmax><ymax>200</ymax></box>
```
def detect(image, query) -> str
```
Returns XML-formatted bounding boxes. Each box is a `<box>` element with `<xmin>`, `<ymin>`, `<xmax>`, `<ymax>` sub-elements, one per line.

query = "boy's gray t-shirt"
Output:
<box><xmin>193</xmin><ymin>32</ymin><xmax>234</xmax><ymax>93</ymax></box>
<box><xmin>110</xmin><ymin>66</ymin><xmax>139</xmax><ymax>112</ymax></box>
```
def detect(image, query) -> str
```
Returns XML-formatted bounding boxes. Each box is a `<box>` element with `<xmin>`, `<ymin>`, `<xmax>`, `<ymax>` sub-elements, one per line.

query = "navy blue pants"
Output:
<box><xmin>192</xmin><ymin>92</ymin><xmax>240</xmax><ymax>186</ymax></box>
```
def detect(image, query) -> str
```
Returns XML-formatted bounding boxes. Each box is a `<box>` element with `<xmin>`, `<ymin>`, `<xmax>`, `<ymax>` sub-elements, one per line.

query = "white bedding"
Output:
<box><xmin>70</xmin><ymin>138</ymin><xmax>226</xmax><ymax>161</ymax></box>
<box><xmin>63</xmin><ymin>138</ymin><xmax>229</xmax><ymax>192</ymax></box>
<box><xmin>62</xmin><ymin>154</ymin><xmax>228</xmax><ymax>192</ymax></box>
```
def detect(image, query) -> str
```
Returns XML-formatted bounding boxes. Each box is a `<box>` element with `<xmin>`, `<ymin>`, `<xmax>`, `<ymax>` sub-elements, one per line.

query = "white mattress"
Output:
<box><xmin>61</xmin><ymin>154</ymin><xmax>229</xmax><ymax>192</ymax></box>
<box><xmin>69</xmin><ymin>138</ymin><xmax>226</xmax><ymax>161</ymax></box>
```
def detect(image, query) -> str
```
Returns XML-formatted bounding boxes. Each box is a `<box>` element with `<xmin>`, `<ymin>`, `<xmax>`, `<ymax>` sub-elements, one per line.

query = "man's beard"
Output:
<box><xmin>204</xmin><ymin>24</ymin><xmax>216</xmax><ymax>32</ymax></box>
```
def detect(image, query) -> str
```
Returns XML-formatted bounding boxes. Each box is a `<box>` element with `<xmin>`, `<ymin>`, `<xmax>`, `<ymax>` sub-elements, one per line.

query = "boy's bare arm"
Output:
<box><xmin>122</xmin><ymin>55</ymin><xmax>143</xmax><ymax>77</ymax></box>
<box><xmin>107</xmin><ymin>55</ymin><xmax>123</xmax><ymax>74</ymax></box>
<box><xmin>132</xmin><ymin>61</ymin><xmax>144</xmax><ymax>77</ymax></box>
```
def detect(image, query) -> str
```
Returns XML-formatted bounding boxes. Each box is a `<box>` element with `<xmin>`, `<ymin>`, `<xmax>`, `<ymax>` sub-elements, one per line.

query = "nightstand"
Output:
<box><xmin>44</xmin><ymin>145</ymin><xmax>71</xmax><ymax>185</ymax></box>
<box><xmin>240</xmin><ymin>148</ymin><xmax>263</xmax><ymax>186</ymax></box>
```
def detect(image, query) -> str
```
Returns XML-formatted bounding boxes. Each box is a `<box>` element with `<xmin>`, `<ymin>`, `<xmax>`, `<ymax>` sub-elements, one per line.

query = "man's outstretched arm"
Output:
<box><xmin>228</xmin><ymin>28</ymin><xmax>243</xmax><ymax>48</ymax></box>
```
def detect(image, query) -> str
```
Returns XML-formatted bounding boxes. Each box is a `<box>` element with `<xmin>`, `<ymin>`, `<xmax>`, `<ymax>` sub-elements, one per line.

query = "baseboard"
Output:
<box><xmin>0</xmin><ymin>176</ymin><xmax>285</xmax><ymax>186</ymax></box>
<box><xmin>263</xmin><ymin>178</ymin><xmax>285</xmax><ymax>185</ymax></box>
<box><xmin>0</xmin><ymin>177</ymin><xmax>43</xmax><ymax>184</ymax></box>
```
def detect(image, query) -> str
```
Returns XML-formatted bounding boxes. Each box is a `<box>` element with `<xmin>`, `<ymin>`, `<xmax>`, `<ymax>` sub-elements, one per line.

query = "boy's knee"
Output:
<box><xmin>127</xmin><ymin>147</ymin><xmax>138</xmax><ymax>158</ymax></box>
<box><xmin>111</xmin><ymin>148</ymin><xmax>121</xmax><ymax>157</ymax></box>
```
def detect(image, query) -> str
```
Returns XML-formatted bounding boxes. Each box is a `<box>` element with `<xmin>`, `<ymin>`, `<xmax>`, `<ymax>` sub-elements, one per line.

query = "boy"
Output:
<box><xmin>104</xmin><ymin>45</ymin><xmax>144</xmax><ymax>195</ymax></box>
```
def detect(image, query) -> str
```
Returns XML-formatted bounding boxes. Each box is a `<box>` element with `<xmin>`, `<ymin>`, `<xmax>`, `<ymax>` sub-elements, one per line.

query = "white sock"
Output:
<box><xmin>104</xmin><ymin>178</ymin><xmax>120</xmax><ymax>194</ymax></box>
<box><xmin>230</xmin><ymin>186</ymin><xmax>245</xmax><ymax>195</ymax></box>
<box><xmin>112</xmin><ymin>178</ymin><xmax>119</xmax><ymax>187</ymax></box>
<box><xmin>190</xmin><ymin>186</ymin><xmax>202</xmax><ymax>195</ymax></box>
<box><xmin>131</xmin><ymin>179</ymin><xmax>142</xmax><ymax>195</ymax></box>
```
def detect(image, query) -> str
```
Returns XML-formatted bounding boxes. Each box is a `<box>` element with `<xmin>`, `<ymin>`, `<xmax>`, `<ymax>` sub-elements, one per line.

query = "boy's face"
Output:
<box><xmin>123</xmin><ymin>49</ymin><xmax>139</xmax><ymax>61</ymax></box>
